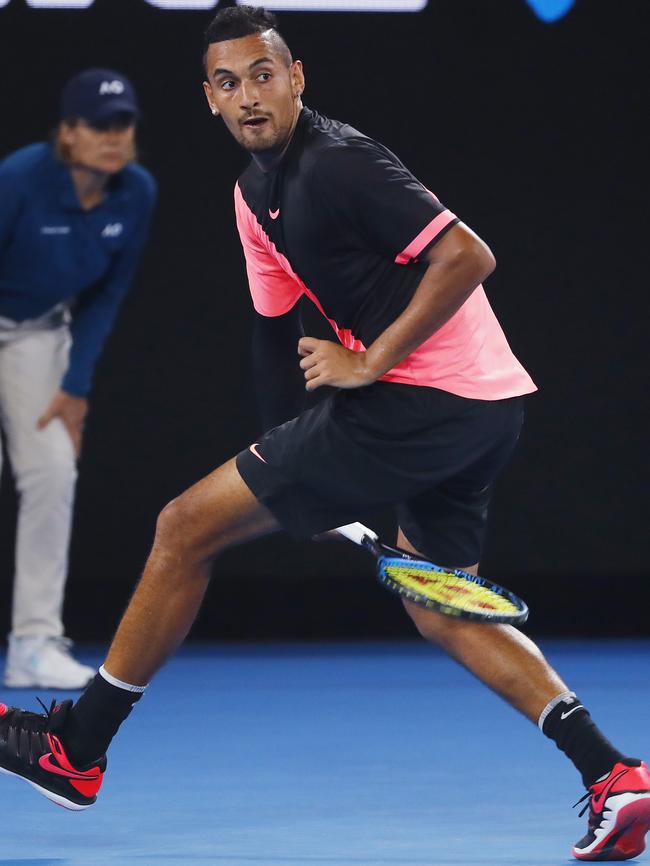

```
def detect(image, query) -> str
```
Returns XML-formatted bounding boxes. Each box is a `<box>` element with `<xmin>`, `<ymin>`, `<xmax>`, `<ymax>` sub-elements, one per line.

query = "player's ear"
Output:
<box><xmin>202</xmin><ymin>81</ymin><xmax>219</xmax><ymax>116</ymax></box>
<box><xmin>291</xmin><ymin>60</ymin><xmax>305</xmax><ymax>99</ymax></box>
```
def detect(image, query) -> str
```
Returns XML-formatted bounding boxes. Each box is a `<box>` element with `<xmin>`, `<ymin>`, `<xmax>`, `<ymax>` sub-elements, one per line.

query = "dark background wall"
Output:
<box><xmin>0</xmin><ymin>0</ymin><xmax>647</xmax><ymax>641</ymax></box>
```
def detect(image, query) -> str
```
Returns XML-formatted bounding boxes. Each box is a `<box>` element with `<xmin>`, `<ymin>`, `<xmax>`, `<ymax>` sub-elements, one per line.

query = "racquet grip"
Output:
<box><xmin>335</xmin><ymin>522</ymin><xmax>379</xmax><ymax>545</ymax></box>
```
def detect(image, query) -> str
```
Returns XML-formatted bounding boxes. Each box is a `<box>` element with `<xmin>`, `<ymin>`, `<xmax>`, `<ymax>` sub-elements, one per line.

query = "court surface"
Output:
<box><xmin>1</xmin><ymin>639</ymin><xmax>649</xmax><ymax>866</ymax></box>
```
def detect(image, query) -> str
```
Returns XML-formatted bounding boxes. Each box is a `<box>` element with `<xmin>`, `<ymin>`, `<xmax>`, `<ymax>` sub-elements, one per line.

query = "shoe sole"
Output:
<box><xmin>573</xmin><ymin>795</ymin><xmax>650</xmax><ymax>861</ymax></box>
<box><xmin>0</xmin><ymin>765</ymin><xmax>90</xmax><ymax>811</ymax></box>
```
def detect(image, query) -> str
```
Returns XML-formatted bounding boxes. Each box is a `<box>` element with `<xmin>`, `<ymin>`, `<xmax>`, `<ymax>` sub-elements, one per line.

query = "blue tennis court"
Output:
<box><xmin>1</xmin><ymin>639</ymin><xmax>648</xmax><ymax>866</ymax></box>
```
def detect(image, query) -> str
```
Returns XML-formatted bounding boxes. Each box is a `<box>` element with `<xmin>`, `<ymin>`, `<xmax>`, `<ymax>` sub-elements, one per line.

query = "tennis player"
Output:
<box><xmin>1</xmin><ymin>8</ymin><xmax>648</xmax><ymax>860</ymax></box>
<box><xmin>0</xmin><ymin>69</ymin><xmax>156</xmax><ymax>688</ymax></box>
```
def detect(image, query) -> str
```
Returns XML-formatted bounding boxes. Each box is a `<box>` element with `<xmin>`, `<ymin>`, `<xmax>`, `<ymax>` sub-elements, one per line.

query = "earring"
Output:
<box><xmin>211</xmin><ymin>107</ymin><xmax>217</xmax><ymax>115</ymax></box>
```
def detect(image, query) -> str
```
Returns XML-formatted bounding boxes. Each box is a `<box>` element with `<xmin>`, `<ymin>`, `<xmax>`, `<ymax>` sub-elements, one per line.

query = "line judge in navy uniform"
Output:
<box><xmin>0</xmin><ymin>69</ymin><xmax>156</xmax><ymax>689</ymax></box>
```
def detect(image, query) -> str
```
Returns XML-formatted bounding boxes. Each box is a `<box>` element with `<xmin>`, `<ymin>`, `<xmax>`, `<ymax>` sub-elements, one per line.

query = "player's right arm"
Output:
<box><xmin>234</xmin><ymin>182</ymin><xmax>306</xmax><ymax>430</ymax></box>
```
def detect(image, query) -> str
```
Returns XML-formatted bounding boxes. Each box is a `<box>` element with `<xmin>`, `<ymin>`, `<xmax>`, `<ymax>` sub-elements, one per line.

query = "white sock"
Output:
<box><xmin>99</xmin><ymin>664</ymin><xmax>148</xmax><ymax>694</ymax></box>
<box><xmin>537</xmin><ymin>690</ymin><xmax>578</xmax><ymax>732</ymax></box>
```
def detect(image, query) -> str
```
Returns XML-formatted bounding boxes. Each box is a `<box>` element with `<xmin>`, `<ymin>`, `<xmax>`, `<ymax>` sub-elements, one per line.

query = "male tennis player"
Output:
<box><xmin>1</xmin><ymin>7</ymin><xmax>648</xmax><ymax>860</ymax></box>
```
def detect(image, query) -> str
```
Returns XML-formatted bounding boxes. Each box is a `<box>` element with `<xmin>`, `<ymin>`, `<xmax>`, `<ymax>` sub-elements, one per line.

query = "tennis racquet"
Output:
<box><xmin>334</xmin><ymin>522</ymin><xmax>528</xmax><ymax>625</ymax></box>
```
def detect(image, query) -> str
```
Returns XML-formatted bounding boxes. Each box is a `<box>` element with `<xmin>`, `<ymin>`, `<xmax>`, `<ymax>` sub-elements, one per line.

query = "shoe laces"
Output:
<box><xmin>573</xmin><ymin>790</ymin><xmax>593</xmax><ymax>819</ymax></box>
<box><xmin>573</xmin><ymin>789</ymin><xmax>611</xmax><ymax>831</ymax></box>
<box><xmin>0</xmin><ymin>698</ymin><xmax>60</xmax><ymax>736</ymax></box>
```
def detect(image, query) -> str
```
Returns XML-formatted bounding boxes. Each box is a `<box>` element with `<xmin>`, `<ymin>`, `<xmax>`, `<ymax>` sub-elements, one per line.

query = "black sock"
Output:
<box><xmin>541</xmin><ymin>692</ymin><xmax>639</xmax><ymax>788</ymax></box>
<box><xmin>61</xmin><ymin>671</ymin><xmax>144</xmax><ymax>767</ymax></box>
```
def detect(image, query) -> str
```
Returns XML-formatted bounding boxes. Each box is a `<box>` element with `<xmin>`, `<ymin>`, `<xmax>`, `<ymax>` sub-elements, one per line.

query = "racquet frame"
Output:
<box><xmin>334</xmin><ymin>522</ymin><xmax>529</xmax><ymax>625</ymax></box>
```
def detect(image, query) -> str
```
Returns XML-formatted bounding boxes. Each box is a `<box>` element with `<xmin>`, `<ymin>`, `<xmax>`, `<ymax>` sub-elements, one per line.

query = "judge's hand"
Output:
<box><xmin>37</xmin><ymin>390</ymin><xmax>88</xmax><ymax>457</ymax></box>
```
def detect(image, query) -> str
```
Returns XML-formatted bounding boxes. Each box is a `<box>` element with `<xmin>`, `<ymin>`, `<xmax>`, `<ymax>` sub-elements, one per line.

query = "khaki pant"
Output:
<box><xmin>0</xmin><ymin>315</ymin><xmax>76</xmax><ymax>638</ymax></box>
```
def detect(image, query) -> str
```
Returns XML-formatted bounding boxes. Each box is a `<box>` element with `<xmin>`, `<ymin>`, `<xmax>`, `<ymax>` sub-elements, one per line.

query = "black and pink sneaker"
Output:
<box><xmin>0</xmin><ymin>699</ymin><xmax>105</xmax><ymax>810</ymax></box>
<box><xmin>573</xmin><ymin>760</ymin><xmax>650</xmax><ymax>860</ymax></box>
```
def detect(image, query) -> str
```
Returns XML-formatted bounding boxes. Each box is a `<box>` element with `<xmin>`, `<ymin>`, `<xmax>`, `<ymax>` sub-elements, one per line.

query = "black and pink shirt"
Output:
<box><xmin>235</xmin><ymin>108</ymin><xmax>535</xmax><ymax>400</ymax></box>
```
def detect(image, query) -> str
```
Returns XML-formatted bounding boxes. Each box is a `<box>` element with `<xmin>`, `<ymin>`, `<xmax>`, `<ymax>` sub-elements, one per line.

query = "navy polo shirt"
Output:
<box><xmin>0</xmin><ymin>143</ymin><xmax>156</xmax><ymax>396</ymax></box>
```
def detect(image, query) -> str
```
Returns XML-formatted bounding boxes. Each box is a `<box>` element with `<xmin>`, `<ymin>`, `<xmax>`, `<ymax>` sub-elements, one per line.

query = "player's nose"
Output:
<box><xmin>239</xmin><ymin>81</ymin><xmax>260</xmax><ymax>109</ymax></box>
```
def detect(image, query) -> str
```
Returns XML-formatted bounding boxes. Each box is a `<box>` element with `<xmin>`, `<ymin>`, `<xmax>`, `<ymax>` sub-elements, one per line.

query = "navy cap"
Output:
<box><xmin>60</xmin><ymin>68</ymin><xmax>139</xmax><ymax>127</ymax></box>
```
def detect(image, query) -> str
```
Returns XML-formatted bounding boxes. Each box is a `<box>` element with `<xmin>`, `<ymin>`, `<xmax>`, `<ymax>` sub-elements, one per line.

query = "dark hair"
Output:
<box><xmin>202</xmin><ymin>5</ymin><xmax>291</xmax><ymax>71</ymax></box>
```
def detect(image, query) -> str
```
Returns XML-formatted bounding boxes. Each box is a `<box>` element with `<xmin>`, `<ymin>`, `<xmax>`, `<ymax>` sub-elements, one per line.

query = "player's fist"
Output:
<box><xmin>297</xmin><ymin>336</ymin><xmax>377</xmax><ymax>391</ymax></box>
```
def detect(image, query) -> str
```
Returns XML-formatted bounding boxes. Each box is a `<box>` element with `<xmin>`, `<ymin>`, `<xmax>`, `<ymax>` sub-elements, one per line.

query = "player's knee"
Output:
<box><xmin>154</xmin><ymin>492</ymin><xmax>226</xmax><ymax>560</ymax></box>
<box><xmin>155</xmin><ymin>495</ymin><xmax>197</xmax><ymax>550</ymax></box>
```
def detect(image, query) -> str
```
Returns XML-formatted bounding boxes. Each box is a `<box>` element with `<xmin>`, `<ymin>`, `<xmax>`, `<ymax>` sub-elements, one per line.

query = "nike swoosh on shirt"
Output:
<box><xmin>249</xmin><ymin>443</ymin><xmax>267</xmax><ymax>463</ymax></box>
<box><xmin>269</xmin><ymin>208</ymin><xmax>280</xmax><ymax>220</ymax></box>
<box><xmin>38</xmin><ymin>753</ymin><xmax>99</xmax><ymax>781</ymax></box>
<box><xmin>592</xmin><ymin>769</ymin><xmax>629</xmax><ymax>813</ymax></box>
<box><xmin>560</xmin><ymin>704</ymin><xmax>585</xmax><ymax>720</ymax></box>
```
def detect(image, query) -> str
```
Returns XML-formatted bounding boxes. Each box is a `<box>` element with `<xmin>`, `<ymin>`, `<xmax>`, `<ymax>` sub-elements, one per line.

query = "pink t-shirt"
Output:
<box><xmin>234</xmin><ymin>109</ymin><xmax>536</xmax><ymax>401</ymax></box>
<box><xmin>235</xmin><ymin>183</ymin><xmax>535</xmax><ymax>401</ymax></box>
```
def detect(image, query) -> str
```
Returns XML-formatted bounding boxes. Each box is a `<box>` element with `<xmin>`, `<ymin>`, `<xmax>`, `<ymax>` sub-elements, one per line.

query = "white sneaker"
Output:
<box><xmin>4</xmin><ymin>635</ymin><xmax>95</xmax><ymax>689</ymax></box>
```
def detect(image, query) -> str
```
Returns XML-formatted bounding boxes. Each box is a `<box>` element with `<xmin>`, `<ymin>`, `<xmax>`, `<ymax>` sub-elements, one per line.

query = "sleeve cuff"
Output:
<box><xmin>395</xmin><ymin>210</ymin><xmax>459</xmax><ymax>264</ymax></box>
<box><xmin>61</xmin><ymin>371</ymin><xmax>91</xmax><ymax>398</ymax></box>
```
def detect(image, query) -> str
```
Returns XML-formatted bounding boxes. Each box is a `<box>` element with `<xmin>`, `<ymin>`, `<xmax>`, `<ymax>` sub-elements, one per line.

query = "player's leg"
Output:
<box><xmin>396</xmin><ymin>533</ymin><xmax>650</xmax><ymax>861</ymax></box>
<box><xmin>103</xmin><ymin>456</ymin><xmax>280</xmax><ymax>686</ymax></box>
<box><xmin>0</xmin><ymin>387</ymin><xmax>372</xmax><ymax>811</ymax></box>
<box><xmin>0</xmin><ymin>328</ymin><xmax>93</xmax><ymax>689</ymax></box>
<box><xmin>397</xmin><ymin>528</ymin><xmax>567</xmax><ymax>722</ymax></box>
<box><xmin>0</xmin><ymin>456</ymin><xmax>281</xmax><ymax>809</ymax></box>
<box><xmin>393</xmin><ymin>379</ymin><xmax>650</xmax><ymax>859</ymax></box>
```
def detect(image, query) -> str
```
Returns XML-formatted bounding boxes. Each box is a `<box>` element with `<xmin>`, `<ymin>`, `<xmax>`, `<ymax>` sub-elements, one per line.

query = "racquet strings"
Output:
<box><xmin>381</xmin><ymin>560</ymin><xmax>520</xmax><ymax>615</ymax></box>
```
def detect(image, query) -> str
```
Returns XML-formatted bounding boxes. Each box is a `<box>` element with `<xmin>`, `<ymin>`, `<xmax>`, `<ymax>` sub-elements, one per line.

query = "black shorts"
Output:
<box><xmin>236</xmin><ymin>383</ymin><xmax>524</xmax><ymax>567</ymax></box>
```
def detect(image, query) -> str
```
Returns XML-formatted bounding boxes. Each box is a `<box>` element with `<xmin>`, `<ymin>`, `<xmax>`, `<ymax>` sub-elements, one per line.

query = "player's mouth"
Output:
<box><xmin>241</xmin><ymin>115</ymin><xmax>270</xmax><ymax>130</ymax></box>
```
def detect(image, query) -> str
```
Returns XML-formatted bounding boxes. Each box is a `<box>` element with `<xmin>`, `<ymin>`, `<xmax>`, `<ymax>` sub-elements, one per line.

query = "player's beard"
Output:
<box><xmin>239</xmin><ymin>119</ymin><xmax>288</xmax><ymax>154</ymax></box>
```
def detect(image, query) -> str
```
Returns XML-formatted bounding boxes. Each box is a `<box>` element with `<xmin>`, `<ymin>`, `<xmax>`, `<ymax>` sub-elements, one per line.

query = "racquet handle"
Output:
<box><xmin>335</xmin><ymin>522</ymin><xmax>379</xmax><ymax>545</ymax></box>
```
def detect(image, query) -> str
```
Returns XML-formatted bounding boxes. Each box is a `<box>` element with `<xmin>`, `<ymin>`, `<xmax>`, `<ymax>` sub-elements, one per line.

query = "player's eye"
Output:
<box><xmin>221</xmin><ymin>80</ymin><xmax>236</xmax><ymax>91</ymax></box>
<box><xmin>257</xmin><ymin>72</ymin><xmax>272</xmax><ymax>82</ymax></box>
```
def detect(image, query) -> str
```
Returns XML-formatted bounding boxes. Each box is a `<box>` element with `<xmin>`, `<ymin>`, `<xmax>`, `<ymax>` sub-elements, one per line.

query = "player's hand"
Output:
<box><xmin>298</xmin><ymin>337</ymin><xmax>376</xmax><ymax>391</ymax></box>
<box><xmin>37</xmin><ymin>390</ymin><xmax>88</xmax><ymax>457</ymax></box>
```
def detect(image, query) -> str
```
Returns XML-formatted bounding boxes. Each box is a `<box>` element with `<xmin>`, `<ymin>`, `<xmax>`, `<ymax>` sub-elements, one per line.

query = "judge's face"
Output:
<box><xmin>60</xmin><ymin>117</ymin><xmax>135</xmax><ymax>174</ymax></box>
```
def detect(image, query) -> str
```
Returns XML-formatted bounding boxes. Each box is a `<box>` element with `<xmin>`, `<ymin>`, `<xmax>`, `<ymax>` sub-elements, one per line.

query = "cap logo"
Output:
<box><xmin>99</xmin><ymin>80</ymin><xmax>125</xmax><ymax>96</ymax></box>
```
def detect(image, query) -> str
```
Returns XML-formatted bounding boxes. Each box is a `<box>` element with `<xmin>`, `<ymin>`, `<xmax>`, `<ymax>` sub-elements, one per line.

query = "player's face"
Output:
<box><xmin>203</xmin><ymin>32</ymin><xmax>304</xmax><ymax>156</ymax></box>
<box><xmin>60</xmin><ymin>119</ymin><xmax>135</xmax><ymax>174</ymax></box>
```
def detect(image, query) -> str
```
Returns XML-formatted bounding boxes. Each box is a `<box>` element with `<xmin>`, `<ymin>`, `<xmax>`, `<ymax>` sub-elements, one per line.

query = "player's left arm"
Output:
<box><xmin>298</xmin><ymin>222</ymin><xmax>494</xmax><ymax>391</ymax></box>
